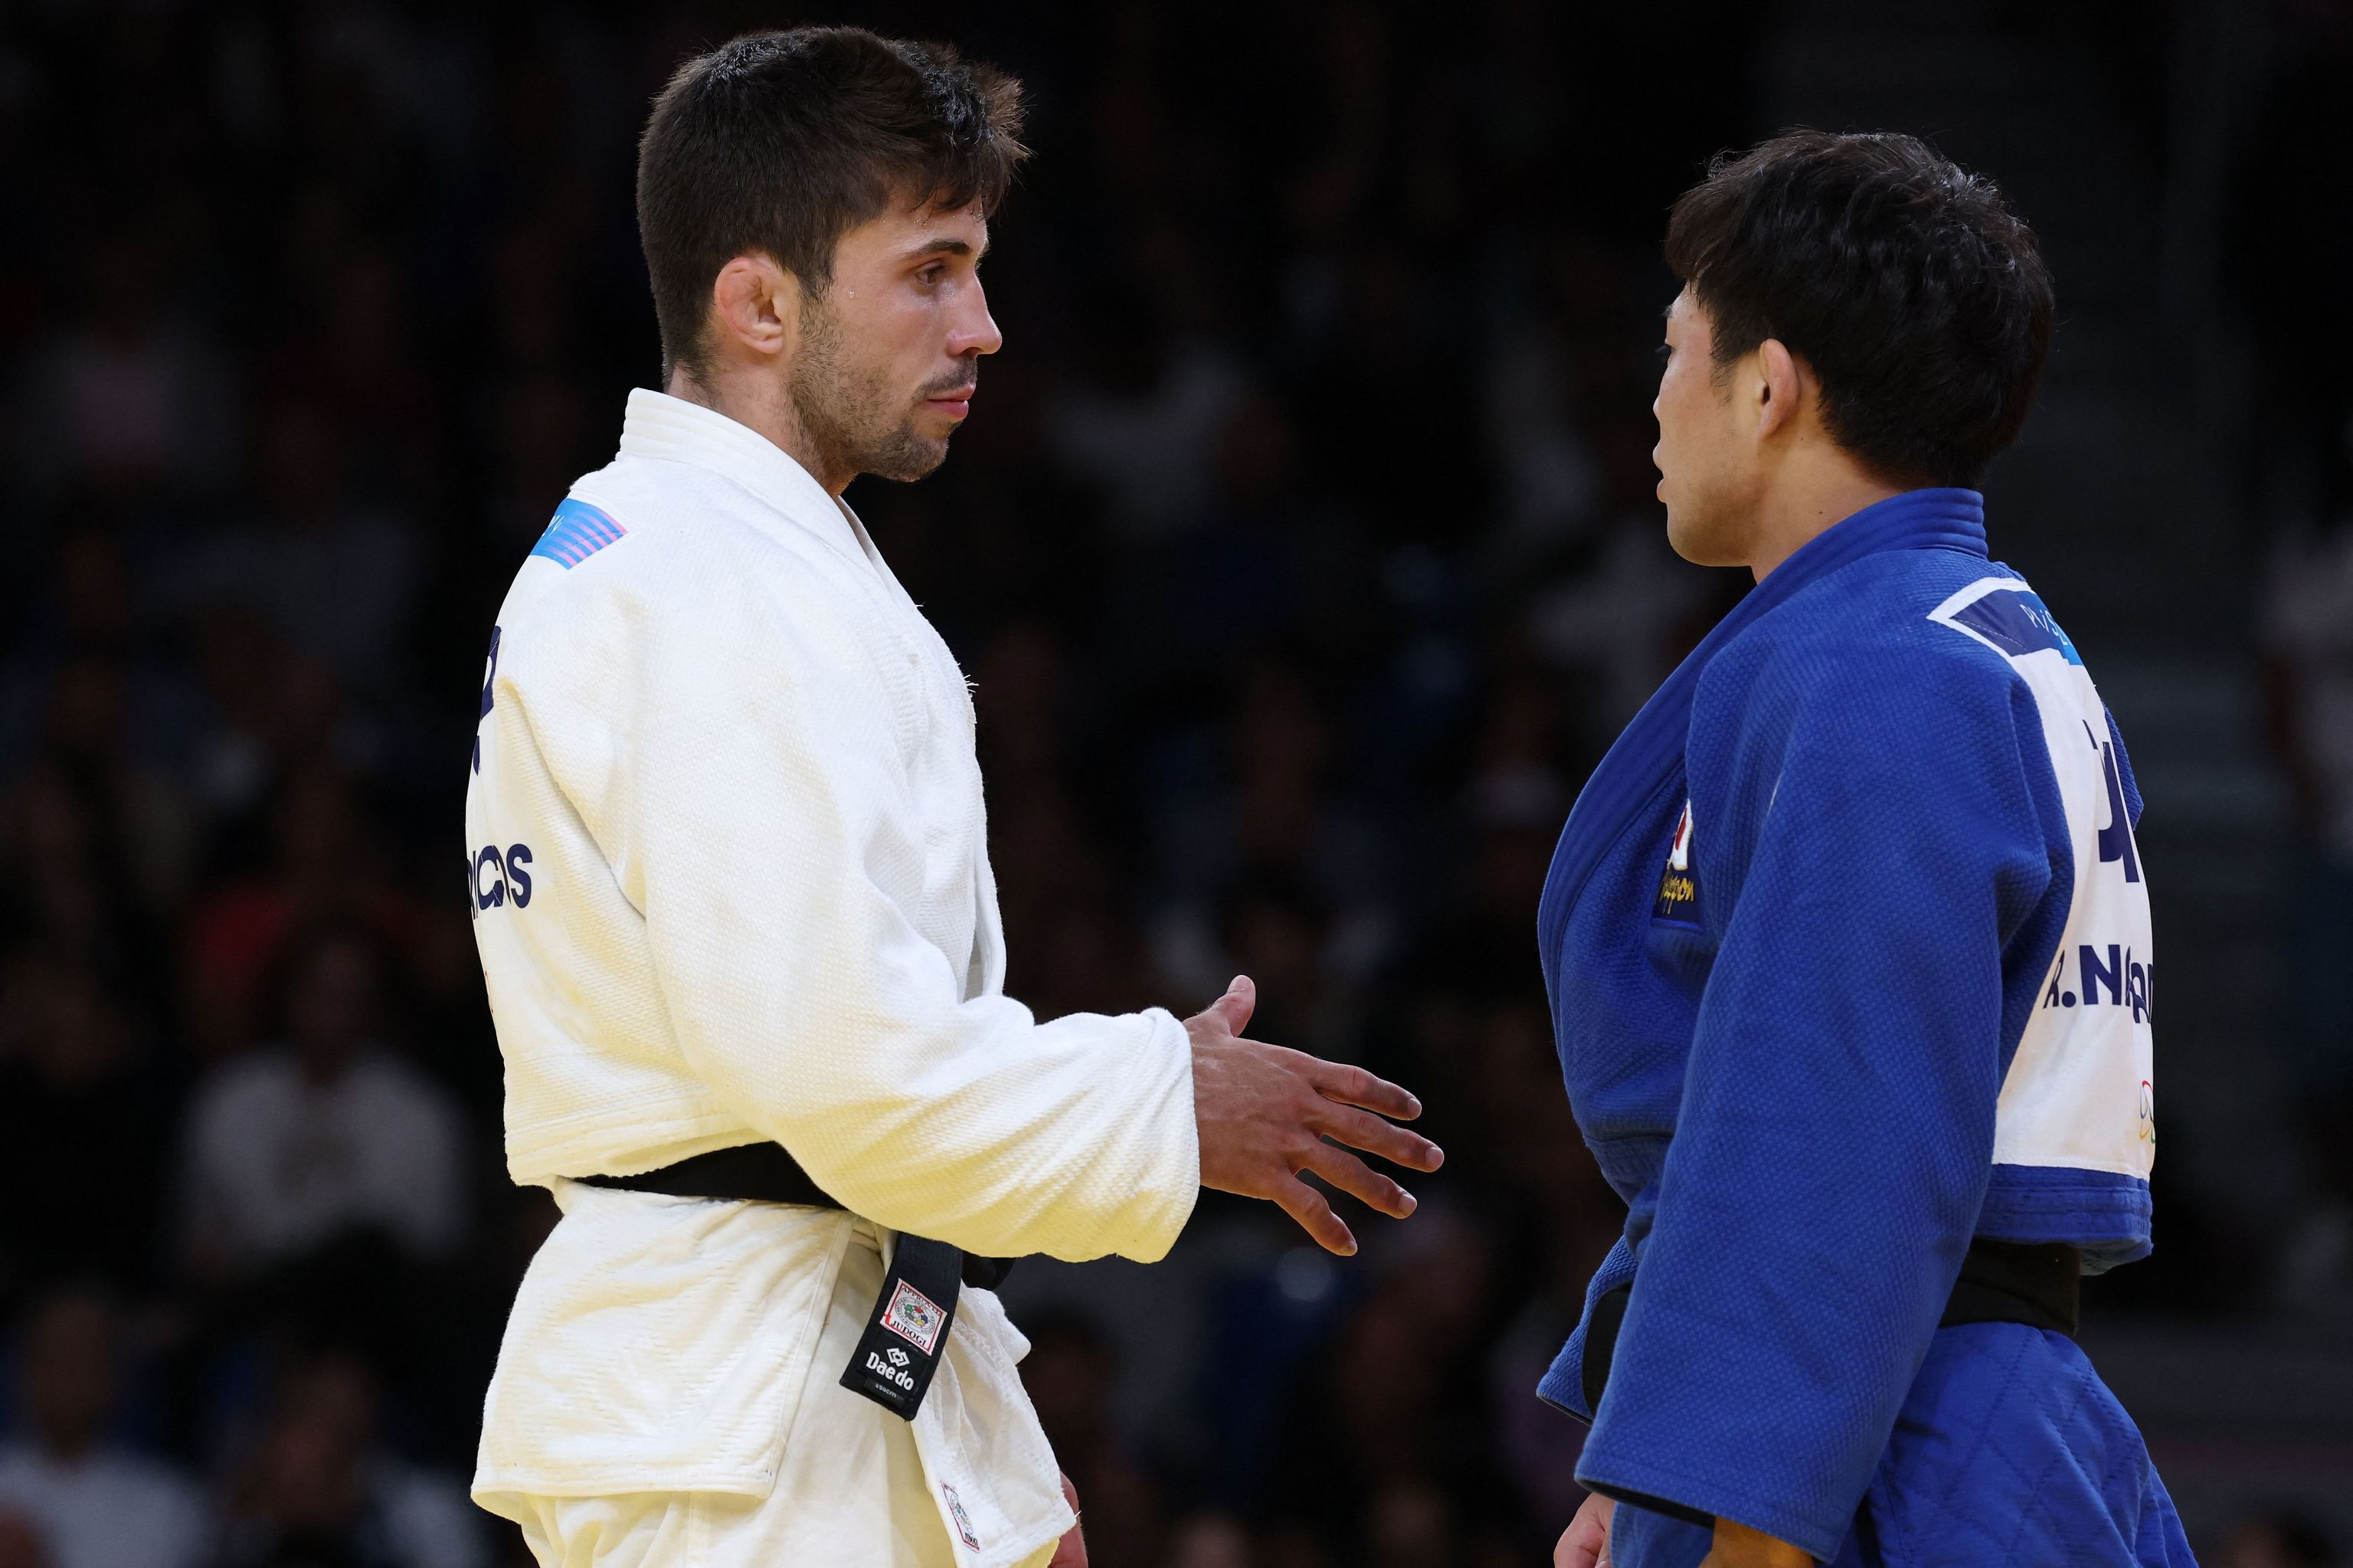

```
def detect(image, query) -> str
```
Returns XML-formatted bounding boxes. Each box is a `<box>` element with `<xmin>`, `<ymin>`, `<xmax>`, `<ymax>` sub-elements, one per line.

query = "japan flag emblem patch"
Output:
<box><xmin>882</xmin><ymin>1280</ymin><xmax>946</xmax><ymax>1355</ymax></box>
<box><xmin>1652</xmin><ymin>800</ymin><xmax>1700</xmax><ymax>928</ymax></box>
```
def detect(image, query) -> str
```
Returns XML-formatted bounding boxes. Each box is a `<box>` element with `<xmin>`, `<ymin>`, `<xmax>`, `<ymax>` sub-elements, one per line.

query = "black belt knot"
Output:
<box><xmin>578</xmin><ymin>1142</ymin><xmax>1019</xmax><ymax>1416</ymax></box>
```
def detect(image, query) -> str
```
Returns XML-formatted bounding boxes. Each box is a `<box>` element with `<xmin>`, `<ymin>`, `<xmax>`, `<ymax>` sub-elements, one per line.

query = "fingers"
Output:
<box><xmin>1556</xmin><ymin>1531</ymin><xmax>1604</xmax><ymax>1568</ymax></box>
<box><xmin>1271</xmin><ymin>1172</ymin><xmax>1358</xmax><ymax>1256</ymax></box>
<box><xmin>1194</xmin><ymin>974</ymin><xmax>1255</xmax><ymax>1038</ymax></box>
<box><xmin>1049</xmin><ymin>1473</ymin><xmax>1087</xmax><ymax>1568</ymax></box>
<box><xmin>1589</xmin><ymin>1494</ymin><xmax>1617</xmax><ymax>1568</ymax></box>
<box><xmin>1317</xmin><ymin>1104</ymin><xmax>1445</xmax><ymax>1174</ymax></box>
<box><xmin>1301</xmin><ymin>1141</ymin><xmax>1415</xmax><ymax>1220</ymax></box>
<box><xmin>1556</xmin><ymin>1496</ymin><xmax>1613</xmax><ymax>1568</ymax></box>
<box><xmin>1310</xmin><ymin>1059</ymin><xmax>1423</xmax><ymax>1121</ymax></box>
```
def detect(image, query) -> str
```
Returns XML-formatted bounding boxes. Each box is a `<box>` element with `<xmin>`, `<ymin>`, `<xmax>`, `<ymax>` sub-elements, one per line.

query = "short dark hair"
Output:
<box><xmin>1664</xmin><ymin>129</ymin><xmax>2054</xmax><ymax>489</ymax></box>
<box><xmin>637</xmin><ymin>28</ymin><xmax>1027</xmax><ymax>383</ymax></box>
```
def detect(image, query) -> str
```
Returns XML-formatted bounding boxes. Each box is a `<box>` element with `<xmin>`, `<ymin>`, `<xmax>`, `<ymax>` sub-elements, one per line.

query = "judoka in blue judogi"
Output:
<box><xmin>1535</xmin><ymin>486</ymin><xmax>2194</xmax><ymax>1565</ymax></box>
<box><xmin>1534</xmin><ymin>124</ymin><xmax>2200</xmax><ymax>1568</ymax></box>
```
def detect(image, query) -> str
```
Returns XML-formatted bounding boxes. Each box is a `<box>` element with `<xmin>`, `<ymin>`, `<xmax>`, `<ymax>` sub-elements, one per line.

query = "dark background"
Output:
<box><xmin>2</xmin><ymin>2</ymin><xmax>2351</xmax><ymax>1566</ymax></box>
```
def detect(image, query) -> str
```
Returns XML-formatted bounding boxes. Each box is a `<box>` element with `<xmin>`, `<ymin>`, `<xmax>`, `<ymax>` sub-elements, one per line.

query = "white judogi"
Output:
<box><xmin>464</xmin><ymin>389</ymin><xmax>1200</xmax><ymax>1566</ymax></box>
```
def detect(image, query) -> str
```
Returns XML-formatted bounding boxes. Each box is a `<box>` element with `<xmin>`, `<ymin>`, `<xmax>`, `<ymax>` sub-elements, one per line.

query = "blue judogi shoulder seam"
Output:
<box><xmin>1690</xmin><ymin>565</ymin><xmax>2035</xmax><ymax>733</ymax></box>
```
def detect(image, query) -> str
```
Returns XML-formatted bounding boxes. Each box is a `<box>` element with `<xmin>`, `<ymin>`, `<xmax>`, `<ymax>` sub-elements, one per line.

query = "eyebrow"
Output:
<box><xmin>908</xmin><ymin>236</ymin><xmax>987</xmax><ymax>264</ymax></box>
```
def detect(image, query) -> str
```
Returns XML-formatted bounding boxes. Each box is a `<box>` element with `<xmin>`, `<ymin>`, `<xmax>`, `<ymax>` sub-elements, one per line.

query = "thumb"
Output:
<box><xmin>1203</xmin><ymin>974</ymin><xmax>1255</xmax><ymax>1036</ymax></box>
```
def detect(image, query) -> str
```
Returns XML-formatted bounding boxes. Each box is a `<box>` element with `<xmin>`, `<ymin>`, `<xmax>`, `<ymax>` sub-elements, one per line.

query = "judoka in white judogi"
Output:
<box><xmin>464</xmin><ymin>389</ymin><xmax>1201</xmax><ymax>1567</ymax></box>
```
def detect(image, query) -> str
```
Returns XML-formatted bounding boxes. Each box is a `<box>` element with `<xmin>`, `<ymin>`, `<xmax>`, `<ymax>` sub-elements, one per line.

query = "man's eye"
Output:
<box><xmin>1657</xmin><ymin>342</ymin><xmax>1673</xmax><ymax>362</ymax></box>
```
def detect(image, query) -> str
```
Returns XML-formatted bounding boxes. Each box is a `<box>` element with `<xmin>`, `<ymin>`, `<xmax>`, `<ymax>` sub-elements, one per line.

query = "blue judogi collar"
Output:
<box><xmin>1535</xmin><ymin>487</ymin><xmax>1989</xmax><ymax>998</ymax></box>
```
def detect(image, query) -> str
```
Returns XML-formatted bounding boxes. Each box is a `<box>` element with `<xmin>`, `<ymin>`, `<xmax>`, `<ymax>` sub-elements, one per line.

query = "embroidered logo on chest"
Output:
<box><xmin>1652</xmin><ymin>800</ymin><xmax>1700</xmax><ymax>928</ymax></box>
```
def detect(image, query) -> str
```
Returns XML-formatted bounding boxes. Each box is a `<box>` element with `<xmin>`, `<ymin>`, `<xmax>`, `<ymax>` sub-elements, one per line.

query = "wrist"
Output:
<box><xmin>1706</xmin><ymin>1518</ymin><xmax>1811</xmax><ymax>1568</ymax></box>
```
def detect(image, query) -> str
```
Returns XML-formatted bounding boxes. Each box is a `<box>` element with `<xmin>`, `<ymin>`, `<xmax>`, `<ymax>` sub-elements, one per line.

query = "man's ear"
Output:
<box><xmin>1754</xmin><ymin>338</ymin><xmax>1803</xmax><ymax>440</ymax></box>
<box><xmin>707</xmin><ymin>254</ymin><xmax>799</xmax><ymax>364</ymax></box>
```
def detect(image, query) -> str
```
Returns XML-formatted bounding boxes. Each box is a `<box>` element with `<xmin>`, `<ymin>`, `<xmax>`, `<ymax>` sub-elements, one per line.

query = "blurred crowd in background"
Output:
<box><xmin>2</xmin><ymin>2</ymin><xmax>2350</xmax><ymax>1566</ymax></box>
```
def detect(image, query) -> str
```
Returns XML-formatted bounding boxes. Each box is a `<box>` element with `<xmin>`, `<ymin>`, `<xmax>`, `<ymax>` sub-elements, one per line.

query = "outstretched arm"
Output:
<box><xmin>532</xmin><ymin>572</ymin><xmax>1436</xmax><ymax>1262</ymax></box>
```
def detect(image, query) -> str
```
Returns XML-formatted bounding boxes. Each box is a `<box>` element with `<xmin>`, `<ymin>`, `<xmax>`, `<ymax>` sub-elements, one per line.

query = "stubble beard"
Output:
<box><xmin>790</xmin><ymin>293</ymin><xmax>950</xmax><ymax>485</ymax></box>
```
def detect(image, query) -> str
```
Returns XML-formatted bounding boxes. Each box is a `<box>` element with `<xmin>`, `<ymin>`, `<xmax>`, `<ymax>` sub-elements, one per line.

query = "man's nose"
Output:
<box><xmin>950</xmin><ymin>282</ymin><xmax>1003</xmax><ymax>358</ymax></box>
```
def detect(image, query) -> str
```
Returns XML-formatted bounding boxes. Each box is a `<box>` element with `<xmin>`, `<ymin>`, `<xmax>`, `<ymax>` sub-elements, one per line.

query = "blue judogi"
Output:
<box><xmin>1534</xmin><ymin>490</ymin><xmax>2194</xmax><ymax>1566</ymax></box>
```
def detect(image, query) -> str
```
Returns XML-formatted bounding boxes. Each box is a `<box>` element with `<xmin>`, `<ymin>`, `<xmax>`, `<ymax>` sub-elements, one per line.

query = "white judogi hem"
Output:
<box><xmin>481</xmin><ymin>1200</ymin><xmax>1068</xmax><ymax>1568</ymax></box>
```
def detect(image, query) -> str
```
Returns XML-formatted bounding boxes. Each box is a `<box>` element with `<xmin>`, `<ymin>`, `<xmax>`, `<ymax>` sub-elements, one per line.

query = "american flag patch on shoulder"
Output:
<box><xmin>530</xmin><ymin>497</ymin><xmax>627</xmax><ymax>568</ymax></box>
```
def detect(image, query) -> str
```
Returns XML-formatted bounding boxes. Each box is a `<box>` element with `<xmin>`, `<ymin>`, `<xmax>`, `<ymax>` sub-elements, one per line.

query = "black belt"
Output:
<box><xmin>580</xmin><ymin>1144</ymin><xmax>1018</xmax><ymax>1419</ymax></box>
<box><xmin>1576</xmin><ymin>1237</ymin><xmax>2080</xmax><ymax>1529</ymax></box>
<box><xmin>1939</xmin><ymin>1238</ymin><xmax>2081</xmax><ymax>1335</ymax></box>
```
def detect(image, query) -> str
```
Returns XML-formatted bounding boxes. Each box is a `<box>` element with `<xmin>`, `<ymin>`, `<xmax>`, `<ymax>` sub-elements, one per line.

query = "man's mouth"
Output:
<box><xmin>923</xmin><ymin>385</ymin><xmax>977</xmax><ymax>420</ymax></box>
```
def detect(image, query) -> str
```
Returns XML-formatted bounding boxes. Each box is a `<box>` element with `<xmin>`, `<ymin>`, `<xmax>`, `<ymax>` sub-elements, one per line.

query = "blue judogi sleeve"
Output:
<box><xmin>1573</xmin><ymin>643</ymin><xmax>2068</xmax><ymax>1560</ymax></box>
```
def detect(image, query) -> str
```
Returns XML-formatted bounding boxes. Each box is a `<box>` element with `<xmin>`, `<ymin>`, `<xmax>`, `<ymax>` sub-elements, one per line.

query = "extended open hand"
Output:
<box><xmin>1185</xmin><ymin>975</ymin><xmax>1444</xmax><ymax>1255</ymax></box>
